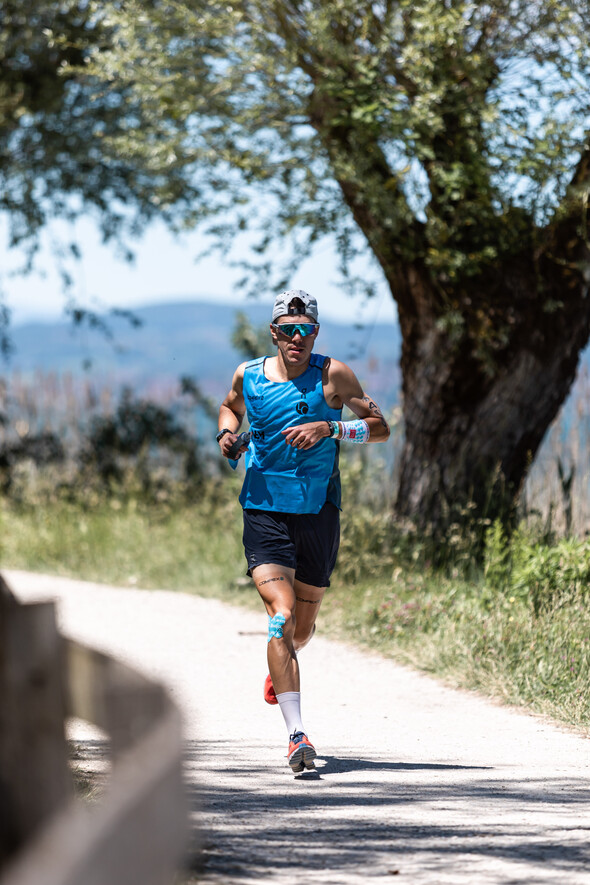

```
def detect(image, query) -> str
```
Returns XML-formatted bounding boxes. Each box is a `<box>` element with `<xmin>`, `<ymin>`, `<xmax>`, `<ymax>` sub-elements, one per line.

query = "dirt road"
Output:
<box><xmin>7</xmin><ymin>568</ymin><xmax>590</xmax><ymax>884</ymax></box>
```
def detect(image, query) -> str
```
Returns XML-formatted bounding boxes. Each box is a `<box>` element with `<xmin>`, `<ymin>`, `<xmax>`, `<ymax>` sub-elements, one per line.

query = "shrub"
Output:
<box><xmin>0</xmin><ymin>431</ymin><xmax>65</xmax><ymax>494</ymax></box>
<box><xmin>510</xmin><ymin>534</ymin><xmax>590</xmax><ymax>615</ymax></box>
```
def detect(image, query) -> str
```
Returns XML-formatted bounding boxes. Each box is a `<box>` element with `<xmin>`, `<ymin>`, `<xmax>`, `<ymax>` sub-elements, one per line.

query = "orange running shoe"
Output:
<box><xmin>287</xmin><ymin>731</ymin><xmax>317</xmax><ymax>773</ymax></box>
<box><xmin>264</xmin><ymin>673</ymin><xmax>278</xmax><ymax>705</ymax></box>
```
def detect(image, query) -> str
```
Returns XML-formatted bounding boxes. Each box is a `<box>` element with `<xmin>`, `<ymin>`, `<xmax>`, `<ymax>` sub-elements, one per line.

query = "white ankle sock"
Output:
<box><xmin>276</xmin><ymin>691</ymin><xmax>305</xmax><ymax>736</ymax></box>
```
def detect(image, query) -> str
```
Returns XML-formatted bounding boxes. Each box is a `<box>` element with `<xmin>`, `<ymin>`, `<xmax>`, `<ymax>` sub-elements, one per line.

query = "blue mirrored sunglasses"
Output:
<box><xmin>272</xmin><ymin>322</ymin><xmax>318</xmax><ymax>338</ymax></box>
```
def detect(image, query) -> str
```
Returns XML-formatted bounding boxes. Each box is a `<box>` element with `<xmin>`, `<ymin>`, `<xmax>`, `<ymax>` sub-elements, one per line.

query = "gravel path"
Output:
<box><xmin>7</xmin><ymin>568</ymin><xmax>590</xmax><ymax>884</ymax></box>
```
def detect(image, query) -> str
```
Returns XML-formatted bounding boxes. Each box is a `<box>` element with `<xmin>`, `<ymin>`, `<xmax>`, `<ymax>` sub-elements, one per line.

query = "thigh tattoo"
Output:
<box><xmin>258</xmin><ymin>576</ymin><xmax>285</xmax><ymax>587</ymax></box>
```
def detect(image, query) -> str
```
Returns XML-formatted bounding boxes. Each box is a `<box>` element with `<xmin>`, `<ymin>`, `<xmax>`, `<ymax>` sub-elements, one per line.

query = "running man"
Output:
<box><xmin>217</xmin><ymin>290</ymin><xmax>390</xmax><ymax>772</ymax></box>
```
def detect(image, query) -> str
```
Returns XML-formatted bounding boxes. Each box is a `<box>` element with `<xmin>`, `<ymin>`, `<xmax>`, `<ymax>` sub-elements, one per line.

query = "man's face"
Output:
<box><xmin>271</xmin><ymin>314</ymin><xmax>319</xmax><ymax>367</ymax></box>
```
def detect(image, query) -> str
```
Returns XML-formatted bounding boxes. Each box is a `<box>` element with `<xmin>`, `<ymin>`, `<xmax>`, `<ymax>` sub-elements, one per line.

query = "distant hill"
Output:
<box><xmin>6</xmin><ymin>299</ymin><xmax>402</xmax><ymax>409</ymax></box>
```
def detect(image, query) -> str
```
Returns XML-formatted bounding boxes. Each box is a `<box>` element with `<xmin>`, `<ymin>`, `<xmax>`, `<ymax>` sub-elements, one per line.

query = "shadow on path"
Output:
<box><xmin>68</xmin><ymin>738</ymin><xmax>590</xmax><ymax>882</ymax></box>
<box><xmin>183</xmin><ymin>739</ymin><xmax>590</xmax><ymax>882</ymax></box>
<box><xmin>317</xmin><ymin>755</ymin><xmax>490</xmax><ymax>775</ymax></box>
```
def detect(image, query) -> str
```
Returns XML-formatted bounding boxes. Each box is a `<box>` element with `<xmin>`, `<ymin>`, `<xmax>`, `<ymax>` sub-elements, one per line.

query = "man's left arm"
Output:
<box><xmin>281</xmin><ymin>360</ymin><xmax>390</xmax><ymax>450</ymax></box>
<box><xmin>335</xmin><ymin>363</ymin><xmax>390</xmax><ymax>443</ymax></box>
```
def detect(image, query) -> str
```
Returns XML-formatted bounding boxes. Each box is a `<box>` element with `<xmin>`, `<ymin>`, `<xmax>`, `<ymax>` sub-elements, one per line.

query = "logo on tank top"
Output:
<box><xmin>296</xmin><ymin>401</ymin><xmax>309</xmax><ymax>415</ymax></box>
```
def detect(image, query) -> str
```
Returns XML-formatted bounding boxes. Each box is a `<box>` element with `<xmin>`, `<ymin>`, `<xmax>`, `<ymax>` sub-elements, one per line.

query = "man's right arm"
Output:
<box><xmin>217</xmin><ymin>363</ymin><xmax>248</xmax><ymax>458</ymax></box>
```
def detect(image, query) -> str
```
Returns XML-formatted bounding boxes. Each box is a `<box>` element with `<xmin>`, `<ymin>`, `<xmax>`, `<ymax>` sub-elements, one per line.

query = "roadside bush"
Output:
<box><xmin>0</xmin><ymin>431</ymin><xmax>66</xmax><ymax>502</ymax></box>
<box><xmin>0</xmin><ymin>431</ymin><xmax>65</xmax><ymax>491</ymax></box>
<box><xmin>79</xmin><ymin>387</ymin><xmax>204</xmax><ymax>491</ymax></box>
<box><xmin>510</xmin><ymin>533</ymin><xmax>590</xmax><ymax>615</ymax></box>
<box><xmin>0</xmin><ymin>382</ymin><xmax>220</xmax><ymax>507</ymax></box>
<box><xmin>483</xmin><ymin>519</ymin><xmax>590</xmax><ymax>614</ymax></box>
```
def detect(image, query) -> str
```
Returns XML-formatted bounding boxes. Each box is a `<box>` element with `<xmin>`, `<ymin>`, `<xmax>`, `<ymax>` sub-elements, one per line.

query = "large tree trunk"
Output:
<box><xmin>394</xmin><ymin>236</ymin><xmax>590</xmax><ymax>530</ymax></box>
<box><xmin>308</xmin><ymin>78</ymin><xmax>590</xmax><ymax>533</ymax></box>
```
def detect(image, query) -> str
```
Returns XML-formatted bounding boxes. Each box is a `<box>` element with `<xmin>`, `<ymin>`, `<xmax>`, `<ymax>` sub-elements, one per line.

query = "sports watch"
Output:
<box><xmin>216</xmin><ymin>428</ymin><xmax>232</xmax><ymax>443</ymax></box>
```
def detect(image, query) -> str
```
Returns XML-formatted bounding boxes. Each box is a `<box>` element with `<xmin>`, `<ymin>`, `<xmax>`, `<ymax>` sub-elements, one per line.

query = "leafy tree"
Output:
<box><xmin>11</xmin><ymin>0</ymin><xmax>590</xmax><ymax>530</ymax></box>
<box><xmin>0</xmin><ymin>0</ymin><xmax>200</xmax><ymax>323</ymax></box>
<box><xmin>231</xmin><ymin>311</ymin><xmax>271</xmax><ymax>359</ymax></box>
<box><xmin>81</xmin><ymin>387</ymin><xmax>204</xmax><ymax>489</ymax></box>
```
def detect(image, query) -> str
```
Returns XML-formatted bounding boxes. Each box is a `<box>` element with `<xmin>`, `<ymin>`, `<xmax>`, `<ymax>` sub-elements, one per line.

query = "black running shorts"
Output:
<box><xmin>242</xmin><ymin>501</ymin><xmax>340</xmax><ymax>588</ymax></box>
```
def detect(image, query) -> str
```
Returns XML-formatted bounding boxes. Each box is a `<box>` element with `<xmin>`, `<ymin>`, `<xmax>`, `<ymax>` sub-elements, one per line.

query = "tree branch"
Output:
<box><xmin>569</xmin><ymin>140</ymin><xmax>590</xmax><ymax>190</ymax></box>
<box><xmin>307</xmin><ymin>86</ymin><xmax>424</xmax><ymax>312</ymax></box>
<box><xmin>547</xmin><ymin>138</ymin><xmax>590</xmax><ymax>277</ymax></box>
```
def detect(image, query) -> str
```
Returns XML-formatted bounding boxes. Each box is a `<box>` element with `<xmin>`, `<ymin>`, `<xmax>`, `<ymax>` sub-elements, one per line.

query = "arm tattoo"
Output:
<box><xmin>362</xmin><ymin>395</ymin><xmax>389</xmax><ymax>430</ymax></box>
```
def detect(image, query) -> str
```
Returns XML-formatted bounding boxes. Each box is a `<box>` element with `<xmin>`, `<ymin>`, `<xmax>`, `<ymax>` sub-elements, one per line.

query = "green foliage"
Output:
<box><xmin>76</xmin><ymin>0</ymin><xmax>590</xmax><ymax>290</ymax></box>
<box><xmin>80</xmin><ymin>387</ymin><xmax>202</xmax><ymax>489</ymax></box>
<box><xmin>483</xmin><ymin>519</ymin><xmax>511</xmax><ymax>591</ymax></box>
<box><xmin>0</xmin><ymin>432</ymin><xmax>65</xmax><ymax>494</ymax></box>
<box><xmin>5</xmin><ymin>0</ymin><xmax>590</xmax><ymax>533</ymax></box>
<box><xmin>0</xmin><ymin>0</ymin><xmax>201</xmax><ymax>291</ymax></box>
<box><xmin>231</xmin><ymin>312</ymin><xmax>271</xmax><ymax>360</ymax></box>
<box><xmin>2</xmin><ymin>472</ymin><xmax>589</xmax><ymax>730</ymax></box>
<box><xmin>510</xmin><ymin>533</ymin><xmax>590</xmax><ymax>615</ymax></box>
<box><xmin>357</xmin><ymin>521</ymin><xmax>590</xmax><ymax>729</ymax></box>
<box><xmin>0</xmin><ymin>380</ymin><xmax>217</xmax><ymax>506</ymax></box>
<box><xmin>0</xmin><ymin>485</ymin><xmax>245</xmax><ymax>598</ymax></box>
<box><xmin>366</xmin><ymin>573</ymin><xmax>590</xmax><ymax>729</ymax></box>
<box><xmin>0</xmin><ymin>421</ymin><xmax>589</xmax><ymax>730</ymax></box>
<box><xmin>482</xmin><ymin>518</ymin><xmax>590</xmax><ymax>614</ymax></box>
<box><xmin>336</xmin><ymin>456</ymin><xmax>494</xmax><ymax>582</ymax></box>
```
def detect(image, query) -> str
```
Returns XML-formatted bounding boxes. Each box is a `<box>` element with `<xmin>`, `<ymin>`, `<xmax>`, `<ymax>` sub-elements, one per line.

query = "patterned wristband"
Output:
<box><xmin>340</xmin><ymin>419</ymin><xmax>370</xmax><ymax>443</ymax></box>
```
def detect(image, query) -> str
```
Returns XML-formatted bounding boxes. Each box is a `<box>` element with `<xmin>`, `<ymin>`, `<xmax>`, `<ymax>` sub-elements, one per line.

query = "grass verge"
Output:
<box><xmin>323</xmin><ymin>572</ymin><xmax>590</xmax><ymax>733</ymax></box>
<box><xmin>0</xmin><ymin>488</ymin><xmax>247</xmax><ymax>604</ymax></box>
<box><xmin>2</xmin><ymin>493</ymin><xmax>588</xmax><ymax>734</ymax></box>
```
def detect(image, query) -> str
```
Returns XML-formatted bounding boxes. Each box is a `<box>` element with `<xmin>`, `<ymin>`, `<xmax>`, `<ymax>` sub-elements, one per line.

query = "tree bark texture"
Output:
<box><xmin>308</xmin><ymin>79</ymin><xmax>590</xmax><ymax>530</ymax></box>
<box><xmin>394</xmin><ymin>232</ymin><xmax>590</xmax><ymax>529</ymax></box>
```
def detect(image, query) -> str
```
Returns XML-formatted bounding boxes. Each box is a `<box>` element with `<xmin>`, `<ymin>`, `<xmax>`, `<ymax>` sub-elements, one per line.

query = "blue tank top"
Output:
<box><xmin>239</xmin><ymin>353</ymin><xmax>342</xmax><ymax>514</ymax></box>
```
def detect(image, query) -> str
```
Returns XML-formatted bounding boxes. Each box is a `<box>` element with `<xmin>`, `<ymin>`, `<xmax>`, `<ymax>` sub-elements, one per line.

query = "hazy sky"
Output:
<box><xmin>3</xmin><ymin>215</ymin><xmax>397</xmax><ymax>328</ymax></box>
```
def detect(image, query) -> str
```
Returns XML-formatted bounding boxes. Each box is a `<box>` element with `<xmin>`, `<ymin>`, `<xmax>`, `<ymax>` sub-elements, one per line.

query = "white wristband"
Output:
<box><xmin>338</xmin><ymin>419</ymin><xmax>370</xmax><ymax>443</ymax></box>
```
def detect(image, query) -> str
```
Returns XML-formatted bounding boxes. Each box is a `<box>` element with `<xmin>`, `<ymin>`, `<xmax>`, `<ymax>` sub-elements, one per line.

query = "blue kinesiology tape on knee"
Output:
<box><xmin>268</xmin><ymin>612</ymin><xmax>286</xmax><ymax>643</ymax></box>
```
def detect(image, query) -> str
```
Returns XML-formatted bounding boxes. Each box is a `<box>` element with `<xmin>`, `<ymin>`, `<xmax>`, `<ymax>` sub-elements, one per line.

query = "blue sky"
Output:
<box><xmin>3</xmin><ymin>215</ymin><xmax>397</xmax><ymax>328</ymax></box>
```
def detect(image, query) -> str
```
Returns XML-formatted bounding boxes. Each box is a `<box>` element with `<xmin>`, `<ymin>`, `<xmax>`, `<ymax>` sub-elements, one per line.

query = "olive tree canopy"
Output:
<box><xmin>0</xmin><ymin>0</ymin><xmax>200</xmax><ymax>336</ymax></box>
<box><xmin>7</xmin><ymin>0</ymin><xmax>590</xmax><ymax>529</ymax></box>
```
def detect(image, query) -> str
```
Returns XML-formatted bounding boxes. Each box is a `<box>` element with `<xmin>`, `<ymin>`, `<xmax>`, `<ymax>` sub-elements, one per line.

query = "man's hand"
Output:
<box><xmin>281</xmin><ymin>421</ymin><xmax>330</xmax><ymax>451</ymax></box>
<box><xmin>219</xmin><ymin>432</ymin><xmax>249</xmax><ymax>459</ymax></box>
